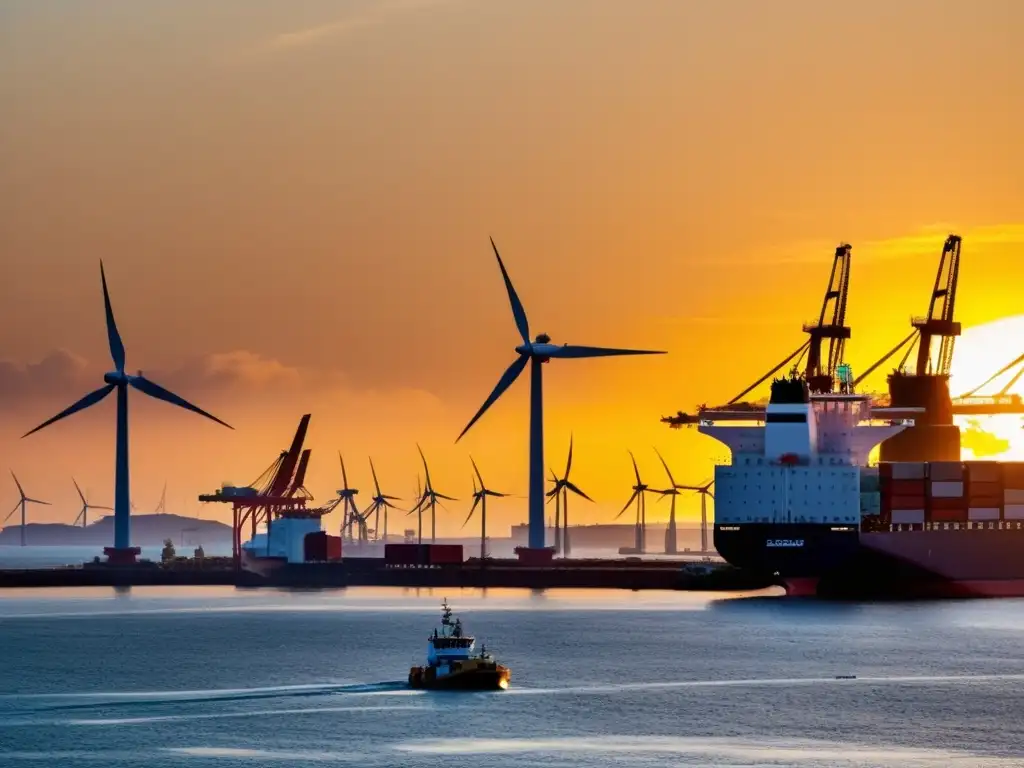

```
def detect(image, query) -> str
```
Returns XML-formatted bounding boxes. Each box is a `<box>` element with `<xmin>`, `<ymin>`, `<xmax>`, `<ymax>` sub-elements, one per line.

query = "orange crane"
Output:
<box><xmin>662</xmin><ymin>244</ymin><xmax>853</xmax><ymax>427</ymax></box>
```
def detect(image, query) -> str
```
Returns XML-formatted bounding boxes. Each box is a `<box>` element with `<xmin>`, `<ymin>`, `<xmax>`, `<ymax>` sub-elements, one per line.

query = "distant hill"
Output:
<box><xmin>0</xmin><ymin>513</ymin><xmax>232</xmax><ymax>547</ymax></box>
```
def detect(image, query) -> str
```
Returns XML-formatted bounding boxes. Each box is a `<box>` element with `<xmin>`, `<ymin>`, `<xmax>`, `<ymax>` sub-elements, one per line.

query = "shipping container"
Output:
<box><xmin>883</xmin><ymin>462</ymin><xmax>926</xmax><ymax>480</ymax></box>
<box><xmin>304</xmin><ymin>531</ymin><xmax>328</xmax><ymax>562</ymax></box>
<box><xmin>326</xmin><ymin>535</ymin><xmax>342</xmax><ymax>561</ymax></box>
<box><xmin>1005</xmin><ymin>504</ymin><xmax>1024</xmax><ymax>521</ymax></box>
<box><xmin>1002</xmin><ymin>462</ymin><xmax>1024</xmax><ymax>485</ymax></box>
<box><xmin>884</xmin><ymin>478</ymin><xmax>927</xmax><ymax>496</ymax></box>
<box><xmin>966</xmin><ymin>494</ymin><xmax>1003</xmax><ymax>509</ymax></box>
<box><xmin>964</xmin><ymin>461</ymin><xmax>1002</xmax><ymax>483</ymax></box>
<box><xmin>891</xmin><ymin>509</ymin><xmax>925</xmax><ymax>525</ymax></box>
<box><xmin>965</xmin><ymin>479</ymin><xmax>1003</xmax><ymax>496</ymax></box>
<box><xmin>968</xmin><ymin>507</ymin><xmax>1001</xmax><ymax>522</ymax></box>
<box><xmin>929</xmin><ymin>496</ymin><xmax>968</xmax><ymax>511</ymax></box>
<box><xmin>885</xmin><ymin>494</ymin><xmax>928</xmax><ymax>511</ymax></box>
<box><xmin>930</xmin><ymin>481</ymin><xmax>964</xmax><ymax>498</ymax></box>
<box><xmin>929</xmin><ymin>507</ymin><xmax>967</xmax><ymax>523</ymax></box>
<box><xmin>384</xmin><ymin>543</ymin><xmax>424</xmax><ymax>565</ymax></box>
<box><xmin>426</xmin><ymin>544</ymin><xmax>463</xmax><ymax>565</ymax></box>
<box><xmin>929</xmin><ymin>461</ymin><xmax>965</xmax><ymax>482</ymax></box>
<box><xmin>1005</xmin><ymin>489</ymin><xmax>1024</xmax><ymax>504</ymax></box>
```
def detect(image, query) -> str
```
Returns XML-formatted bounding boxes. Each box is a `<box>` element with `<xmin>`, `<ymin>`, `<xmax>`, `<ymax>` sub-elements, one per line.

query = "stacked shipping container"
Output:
<box><xmin>383</xmin><ymin>543</ymin><xmax>464</xmax><ymax>566</ymax></box>
<box><xmin>964</xmin><ymin>461</ymin><xmax>1002</xmax><ymax>522</ymax></box>
<box><xmin>303</xmin><ymin>532</ymin><xmax>343</xmax><ymax>561</ymax></box>
<box><xmin>879</xmin><ymin>462</ymin><xmax>926</xmax><ymax>525</ymax></box>
<box><xmin>1004</xmin><ymin>462</ymin><xmax>1024</xmax><ymax>521</ymax></box>
<box><xmin>928</xmin><ymin>461</ymin><xmax>966</xmax><ymax>523</ymax></box>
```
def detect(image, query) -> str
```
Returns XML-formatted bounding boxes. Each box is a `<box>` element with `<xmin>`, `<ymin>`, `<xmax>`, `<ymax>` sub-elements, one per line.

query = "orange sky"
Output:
<box><xmin>2</xmin><ymin>1</ymin><xmax>1024</xmax><ymax>535</ymax></box>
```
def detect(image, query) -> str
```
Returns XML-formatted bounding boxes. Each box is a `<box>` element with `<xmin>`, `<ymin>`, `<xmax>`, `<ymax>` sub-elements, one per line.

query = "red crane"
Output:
<box><xmin>662</xmin><ymin>244</ymin><xmax>853</xmax><ymax>427</ymax></box>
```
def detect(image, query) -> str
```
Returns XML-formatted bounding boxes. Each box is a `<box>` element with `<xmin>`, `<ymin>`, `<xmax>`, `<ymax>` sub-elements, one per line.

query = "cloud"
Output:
<box><xmin>266</xmin><ymin>0</ymin><xmax>456</xmax><ymax>52</ymax></box>
<box><xmin>0</xmin><ymin>349</ymin><xmax>90</xmax><ymax>398</ymax></box>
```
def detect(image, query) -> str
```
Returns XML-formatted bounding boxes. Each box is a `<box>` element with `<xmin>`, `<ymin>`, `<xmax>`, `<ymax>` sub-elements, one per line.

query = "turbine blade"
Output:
<box><xmin>707</xmin><ymin>491</ymin><xmax>715</xmax><ymax>500</ymax></box>
<box><xmin>434</xmin><ymin>493</ymin><xmax>458</xmax><ymax>502</ymax></box>
<box><xmin>72</xmin><ymin>477</ymin><xmax>86</xmax><ymax>505</ymax></box>
<box><xmin>487</xmin><ymin>490</ymin><xmax>508</xmax><ymax>497</ymax></box>
<box><xmin>129</xmin><ymin>376</ymin><xmax>232</xmax><ymax>429</ymax></box>
<box><xmin>470</xmin><ymin>455</ymin><xmax>485</xmax><ymax>488</ymax></box>
<box><xmin>339</xmin><ymin>452</ymin><xmax>349</xmax><ymax>489</ymax></box>
<box><xmin>616</xmin><ymin>491</ymin><xmax>638</xmax><ymax>518</ymax></box>
<box><xmin>5</xmin><ymin>502</ymin><xmax>20</xmax><ymax>522</ymax></box>
<box><xmin>416</xmin><ymin>444</ymin><xmax>432</xmax><ymax>490</ymax></box>
<box><xmin>10</xmin><ymin>471</ymin><xmax>24</xmax><ymax>498</ymax></box>
<box><xmin>564</xmin><ymin>480</ymin><xmax>593</xmax><ymax>502</ymax></box>
<box><xmin>629</xmin><ymin>450</ymin><xmax>641</xmax><ymax>485</ymax></box>
<box><xmin>565</xmin><ymin>433</ymin><xmax>574</xmax><ymax>477</ymax></box>
<box><xmin>369</xmin><ymin>457</ymin><xmax>382</xmax><ymax>497</ymax></box>
<box><xmin>22</xmin><ymin>383</ymin><xmax>116</xmax><ymax>438</ymax></box>
<box><xmin>456</xmin><ymin>354</ymin><xmax>529</xmax><ymax>442</ymax></box>
<box><xmin>489</xmin><ymin>236</ymin><xmax>530</xmax><ymax>345</ymax></box>
<box><xmin>461</xmin><ymin>501</ymin><xmax>477</xmax><ymax>529</ymax></box>
<box><xmin>93</xmin><ymin>505</ymin><xmax>114</xmax><ymax>510</ymax></box>
<box><xmin>26</xmin><ymin>498</ymin><xmax>50</xmax><ymax>505</ymax></box>
<box><xmin>382</xmin><ymin>495</ymin><xmax>401</xmax><ymax>501</ymax></box>
<box><xmin>100</xmin><ymin>261</ymin><xmax>126</xmax><ymax>372</ymax></box>
<box><xmin>653</xmin><ymin>447</ymin><xmax>677</xmax><ymax>487</ymax></box>
<box><xmin>547</xmin><ymin>345</ymin><xmax>666</xmax><ymax>359</ymax></box>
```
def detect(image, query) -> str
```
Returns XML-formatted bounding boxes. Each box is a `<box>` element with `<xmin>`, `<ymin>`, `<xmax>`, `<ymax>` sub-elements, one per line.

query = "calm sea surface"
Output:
<box><xmin>2</xmin><ymin>586</ymin><xmax>1024</xmax><ymax>767</ymax></box>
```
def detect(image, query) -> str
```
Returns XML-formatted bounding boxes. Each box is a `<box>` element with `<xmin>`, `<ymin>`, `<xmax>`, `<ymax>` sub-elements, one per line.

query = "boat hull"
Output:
<box><xmin>716</xmin><ymin>522</ymin><xmax>1024</xmax><ymax>599</ymax></box>
<box><xmin>408</xmin><ymin>664</ymin><xmax>510</xmax><ymax>691</ymax></box>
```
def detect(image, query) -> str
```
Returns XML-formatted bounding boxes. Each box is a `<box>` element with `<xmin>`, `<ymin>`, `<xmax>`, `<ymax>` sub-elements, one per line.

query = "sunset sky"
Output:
<box><xmin>2</xmin><ymin>0</ymin><xmax>1024</xmax><ymax>536</ymax></box>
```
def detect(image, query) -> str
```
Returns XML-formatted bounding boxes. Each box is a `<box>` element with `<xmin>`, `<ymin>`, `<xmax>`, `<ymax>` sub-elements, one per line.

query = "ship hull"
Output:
<box><xmin>716</xmin><ymin>522</ymin><xmax>1024</xmax><ymax>599</ymax></box>
<box><xmin>408</xmin><ymin>664</ymin><xmax>510</xmax><ymax>691</ymax></box>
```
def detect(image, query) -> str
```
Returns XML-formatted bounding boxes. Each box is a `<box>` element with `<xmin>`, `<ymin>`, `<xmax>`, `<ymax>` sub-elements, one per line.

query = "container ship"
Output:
<box><xmin>708</xmin><ymin>373</ymin><xmax>1024</xmax><ymax>599</ymax></box>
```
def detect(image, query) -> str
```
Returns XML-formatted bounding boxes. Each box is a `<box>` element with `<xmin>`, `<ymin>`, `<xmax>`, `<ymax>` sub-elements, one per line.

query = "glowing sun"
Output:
<box><xmin>948</xmin><ymin>316</ymin><xmax>1024</xmax><ymax>460</ymax></box>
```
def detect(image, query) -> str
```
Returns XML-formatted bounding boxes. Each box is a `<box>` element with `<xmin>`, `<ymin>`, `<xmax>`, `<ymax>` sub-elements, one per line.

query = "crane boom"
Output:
<box><xmin>803</xmin><ymin>243</ymin><xmax>852</xmax><ymax>393</ymax></box>
<box><xmin>912</xmin><ymin>234</ymin><xmax>962</xmax><ymax>376</ymax></box>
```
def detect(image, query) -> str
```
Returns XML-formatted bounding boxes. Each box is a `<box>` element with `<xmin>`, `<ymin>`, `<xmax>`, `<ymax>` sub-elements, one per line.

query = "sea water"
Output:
<box><xmin>1</xmin><ymin>586</ymin><xmax>1023</xmax><ymax>766</ymax></box>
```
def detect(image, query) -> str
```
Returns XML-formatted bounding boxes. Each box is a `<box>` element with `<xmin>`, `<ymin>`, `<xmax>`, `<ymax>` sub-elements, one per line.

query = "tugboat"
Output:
<box><xmin>408</xmin><ymin>599</ymin><xmax>511</xmax><ymax>691</ymax></box>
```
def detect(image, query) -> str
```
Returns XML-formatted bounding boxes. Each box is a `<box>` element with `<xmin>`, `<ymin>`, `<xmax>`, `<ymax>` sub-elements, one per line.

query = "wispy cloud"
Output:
<box><xmin>267</xmin><ymin>0</ymin><xmax>457</xmax><ymax>52</ymax></box>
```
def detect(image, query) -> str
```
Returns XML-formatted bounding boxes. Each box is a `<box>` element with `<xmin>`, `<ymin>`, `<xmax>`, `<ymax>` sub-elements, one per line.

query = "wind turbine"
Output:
<box><xmin>154</xmin><ymin>482</ymin><xmax>168</xmax><ymax>514</ymax></box>
<box><xmin>337</xmin><ymin>453</ymin><xmax>366</xmax><ymax>543</ymax></box>
<box><xmin>677</xmin><ymin>479</ymin><xmax>715</xmax><ymax>553</ymax></box>
<box><xmin>5</xmin><ymin>472</ymin><xmax>50</xmax><ymax>546</ymax></box>
<box><xmin>408</xmin><ymin>474</ymin><xmax>424</xmax><ymax>544</ymax></box>
<box><xmin>545</xmin><ymin>435</ymin><xmax>593</xmax><ymax>557</ymax></box>
<box><xmin>615</xmin><ymin>451</ymin><xmax>657</xmax><ymax>554</ymax></box>
<box><xmin>652</xmin><ymin>448</ymin><xmax>683</xmax><ymax>554</ymax></box>
<box><xmin>72</xmin><ymin>478</ymin><xmax>112</xmax><ymax>528</ymax></box>
<box><xmin>364</xmin><ymin>457</ymin><xmax>401</xmax><ymax>542</ymax></box>
<box><xmin>464</xmin><ymin>457</ymin><xmax>506</xmax><ymax>559</ymax></box>
<box><xmin>456</xmin><ymin>238</ymin><xmax>665</xmax><ymax>552</ymax></box>
<box><xmin>408</xmin><ymin>445</ymin><xmax>456</xmax><ymax>543</ymax></box>
<box><xmin>21</xmin><ymin>262</ymin><xmax>232</xmax><ymax>564</ymax></box>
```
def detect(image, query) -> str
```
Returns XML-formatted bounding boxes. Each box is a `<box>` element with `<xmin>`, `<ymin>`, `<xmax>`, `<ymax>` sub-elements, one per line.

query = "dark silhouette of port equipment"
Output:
<box><xmin>363</xmin><ymin>457</ymin><xmax>401</xmax><ymax>543</ymax></box>
<box><xmin>408</xmin><ymin>445</ymin><xmax>456</xmax><ymax>544</ymax></box>
<box><xmin>661</xmin><ymin>243</ymin><xmax>853</xmax><ymax>427</ymax></box>
<box><xmin>546</xmin><ymin>435</ymin><xmax>593</xmax><ymax>557</ymax></box>
<box><xmin>616</xmin><ymin>451</ymin><xmax>658</xmax><ymax>554</ymax></box>
<box><xmin>5</xmin><ymin>472</ymin><xmax>49</xmax><ymax>547</ymax></box>
<box><xmin>153</xmin><ymin>482</ymin><xmax>168</xmax><ymax>514</ymax></box>
<box><xmin>337</xmin><ymin>454</ymin><xmax>368</xmax><ymax>543</ymax></box>
<box><xmin>457</xmin><ymin>237</ymin><xmax>665</xmax><ymax>563</ymax></box>
<box><xmin>464</xmin><ymin>457</ymin><xmax>507</xmax><ymax>559</ymax></box>
<box><xmin>22</xmin><ymin>262</ymin><xmax>232</xmax><ymax>565</ymax></box>
<box><xmin>72</xmin><ymin>477</ymin><xmax>111</xmax><ymax>528</ymax></box>
<box><xmin>198</xmin><ymin>414</ymin><xmax>339</xmax><ymax>569</ymax></box>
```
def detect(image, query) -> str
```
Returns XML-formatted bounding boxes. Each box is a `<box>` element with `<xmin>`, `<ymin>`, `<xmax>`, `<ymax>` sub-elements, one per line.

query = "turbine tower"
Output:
<box><xmin>456</xmin><ymin>238</ymin><xmax>665</xmax><ymax>557</ymax></box>
<box><xmin>22</xmin><ymin>262</ymin><xmax>232</xmax><ymax>564</ymax></box>
<box><xmin>677</xmin><ymin>479</ymin><xmax>715</xmax><ymax>553</ymax></box>
<box><xmin>408</xmin><ymin>445</ymin><xmax>456</xmax><ymax>543</ymax></box>
<box><xmin>5</xmin><ymin>472</ymin><xmax>50</xmax><ymax>546</ymax></box>
<box><xmin>408</xmin><ymin>474</ymin><xmax>424</xmax><ymax>544</ymax></box>
<box><xmin>652</xmin><ymin>448</ymin><xmax>682</xmax><ymax>554</ymax></box>
<box><xmin>72</xmin><ymin>478</ymin><xmax>112</xmax><ymax>528</ymax></box>
<box><xmin>364</xmin><ymin>457</ymin><xmax>401</xmax><ymax>542</ymax></box>
<box><xmin>336</xmin><ymin>453</ymin><xmax>366</xmax><ymax>543</ymax></box>
<box><xmin>464</xmin><ymin>456</ymin><xmax>506</xmax><ymax>559</ymax></box>
<box><xmin>545</xmin><ymin>435</ymin><xmax>593</xmax><ymax>557</ymax></box>
<box><xmin>615</xmin><ymin>451</ymin><xmax>657</xmax><ymax>554</ymax></box>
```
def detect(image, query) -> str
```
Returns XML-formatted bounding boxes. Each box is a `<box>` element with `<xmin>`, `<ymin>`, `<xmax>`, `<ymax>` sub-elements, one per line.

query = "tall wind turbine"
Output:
<box><xmin>408</xmin><ymin>474</ymin><xmax>424</xmax><ymax>544</ymax></box>
<box><xmin>464</xmin><ymin>457</ymin><xmax>506</xmax><ymax>559</ymax></box>
<box><xmin>456</xmin><ymin>238</ymin><xmax>665</xmax><ymax>553</ymax></box>
<box><xmin>677</xmin><ymin>479</ymin><xmax>715</xmax><ymax>553</ymax></box>
<box><xmin>364</xmin><ymin>457</ymin><xmax>401</xmax><ymax>542</ymax></box>
<box><xmin>337</xmin><ymin>453</ymin><xmax>365</xmax><ymax>543</ymax></box>
<box><xmin>21</xmin><ymin>262</ymin><xmax>232</xmax><ymax>564</ymax></box>
<box><xmin>652</xmin><ymin>448</ymin><xmax>682</xmax><ymax>554</ymax></box>
<box><xmin>5</xmin><ymin>472</ymin><xmax>50</xmax><ymax>546</ymax></box>
<box><xmin>408</xmin><ymin>445</ymin><xmax>456</xmax><ymax>543</ymax></box>
<box><xmin>72</xmin><ymin>478</ymin><xmax>112</xmax><ymax>528</ymax></box>
<box><xmin>154</xmin><ymin>482</ymin><xmax>168</xmax><ymax>514</ymax></box>
<box><xmin>615</xmin><ymin>452</ymin><xmax>657</xmax><ymax>554</ymax></box>
<box><xmin>545</xmin><ymin>435</ymin><xmax>593</xmax><ymax>557</ymax></box>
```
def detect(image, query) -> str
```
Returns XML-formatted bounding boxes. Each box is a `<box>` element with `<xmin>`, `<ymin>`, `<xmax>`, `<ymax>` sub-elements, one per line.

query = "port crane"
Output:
<box><xmin>198</xmin><ymin>414</ymin><xmax>340</xmax><ymax>568</ymax></box>
<box><xmin>662</xmin><ymin>244</ymin><xmax>853</xmax><ymax>427</ymax></box>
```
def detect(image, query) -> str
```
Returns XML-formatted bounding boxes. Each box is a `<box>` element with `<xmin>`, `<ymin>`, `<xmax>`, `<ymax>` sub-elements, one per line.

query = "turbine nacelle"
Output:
<box><xmin>103</xmin><ymin>371</ymin><xmax>129</xmax><ymax>386</ymax></box>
